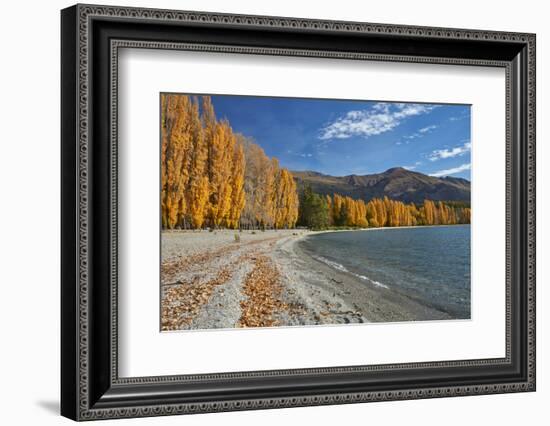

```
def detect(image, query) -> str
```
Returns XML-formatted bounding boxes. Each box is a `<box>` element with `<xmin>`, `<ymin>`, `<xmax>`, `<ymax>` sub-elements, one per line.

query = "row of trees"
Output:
<box><xmin>161</xmin><ymin>94</ymin><xmax>470</xmax><ymax>231</ymax></box>
<box><xmin>161</xmin><ymin>94</ymin><xmax>299</xmax><ymax>230</ymax></box>
<box><xmin>364</xmin><ymin>197</ymin><xmax>471</xmax><ymax>227</ymax></box>
<box><xmin>298</xmin><ymin>188</ymin><xmax>471</xmax><ymax>230</ymax></box>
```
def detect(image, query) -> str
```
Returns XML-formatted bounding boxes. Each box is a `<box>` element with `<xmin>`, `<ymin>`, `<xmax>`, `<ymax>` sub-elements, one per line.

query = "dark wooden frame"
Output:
<box><xmin>61</xmin><ymin>3</ymin><xmax>536</xmax><ymax>421</ymax></box>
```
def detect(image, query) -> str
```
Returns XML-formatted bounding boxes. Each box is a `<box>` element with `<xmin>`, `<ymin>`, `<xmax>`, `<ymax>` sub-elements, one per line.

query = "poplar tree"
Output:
<box><xmin>326</xmin><ymin>195</ymin><xmax>334</xmax><ymax>226</ymax></box>
<box><xmin>208</xmin><ymin>120</ymin><xmax>235</xmax><ymax>227</ymax></box>
<box><xmin>356</xmin><ymin>199</ymin><xmax>368</xmax><ymax>227</ymax></box>
<box><xmin>277</xmin><ymin>168</ymin><xmax>299</xmax><ymax>228</ymax></box>
<box><xmin>285</xmin><ymin>171</ymin><xmax>299</xmax><ymax>228</ymax></box>
<box><xmin>333</xmin><ymin>194</ymin><xmax>344</xmax><ymax>226</ymax></box>
<box><xmin>185</xmin><ymin>97</ymin><xmax>209</xmax><ymax>229</ymax></box>
<box><xmin>423</xmin><ymin>200</ymin><xmax>436</xmax><ymax>225</ymax></box>
<box><xmin>226</xmin><ymin>142</ymin><xmax>246</xmax><ymax>229</ymax></box>
<box><xmin>160</xmin><ymin>94</ymin><xmax>192</xmax><ymax>229</ymax></box>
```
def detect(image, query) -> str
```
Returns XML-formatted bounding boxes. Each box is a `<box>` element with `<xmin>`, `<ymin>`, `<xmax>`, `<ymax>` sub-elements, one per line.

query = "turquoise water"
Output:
<box><xmin>299</xmin><ymin>225</ymin><xmax>471</xmax><ymax>319</ymax></box>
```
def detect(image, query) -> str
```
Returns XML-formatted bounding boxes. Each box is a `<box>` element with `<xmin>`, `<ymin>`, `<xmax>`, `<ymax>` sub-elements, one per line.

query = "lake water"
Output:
<box><xmin>299</xmin><ymin>225</ymin><xmax>471</xmax><ymax>319</ymax></box>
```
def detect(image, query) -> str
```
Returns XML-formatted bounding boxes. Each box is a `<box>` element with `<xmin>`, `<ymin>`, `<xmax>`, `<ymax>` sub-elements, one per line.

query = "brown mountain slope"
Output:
<box><xmin>291</xmin><ymin>167</ymin><xmax>470</xmax><ymax>204</ymax></box>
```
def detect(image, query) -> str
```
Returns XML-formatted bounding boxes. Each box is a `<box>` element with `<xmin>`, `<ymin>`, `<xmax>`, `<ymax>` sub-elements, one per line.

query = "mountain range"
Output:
<box><xmin>291</xmin><ymin>167</ymin><xmax>470</xmax><ymax>204</ymax></box>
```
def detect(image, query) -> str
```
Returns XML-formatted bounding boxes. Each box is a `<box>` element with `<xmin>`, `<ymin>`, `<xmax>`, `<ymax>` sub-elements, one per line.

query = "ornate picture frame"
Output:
<box><xmin>61</xmin><ymin>4</ymin><xmax>535</xmax><ymax>421</ymax></box>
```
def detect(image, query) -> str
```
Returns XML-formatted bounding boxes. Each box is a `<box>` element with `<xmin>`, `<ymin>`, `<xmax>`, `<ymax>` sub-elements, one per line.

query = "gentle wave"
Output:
<box><xmin>311</xmin><ymin>255</ymin><xmax>389</xmax><ymax>289</ymax></box>
<box><xmin>357</xmin><ymin>275</ymin><xmax>389</xmax><ymax>289</ymax></box>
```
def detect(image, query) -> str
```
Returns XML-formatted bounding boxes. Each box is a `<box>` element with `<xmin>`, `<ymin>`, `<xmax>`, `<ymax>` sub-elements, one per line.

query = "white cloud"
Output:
<box><xmin>402</xmin><ymin>124</ymin><xmax>438</xmax><ymax>141</ymax></box>
<box><xmin>430</xmin><ymin>163</ymin><xmax>471</xmax><ymax>177</ymax></box>
<box><xmin>319</xmin><ymin>103</ymin><xmax>437</xmax><ymax>140</ymax></box>
<box><xmin>419</xmin><ymin>125</ymin><xmax>438</xmax><ymax>133</ymax></box>
<box><xmin>428</xmin><ymin>141</ymin><xmax>471</xmax><ymax>162</ymax></box>
<box><xmin>449</xmin><ymin>115</ymin><xmax>468</xmax><ymax>122</ymax></box>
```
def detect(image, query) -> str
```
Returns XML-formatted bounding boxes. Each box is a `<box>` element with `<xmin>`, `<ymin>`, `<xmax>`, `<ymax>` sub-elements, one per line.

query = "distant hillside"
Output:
<box><xmin>291</xmin><ymin>167</ymin><xmax>470</xmax><ymax>204</ymax></box>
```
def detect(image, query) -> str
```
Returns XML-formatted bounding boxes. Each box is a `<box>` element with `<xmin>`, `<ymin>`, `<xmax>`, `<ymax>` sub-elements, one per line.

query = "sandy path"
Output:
<box><xmin>161</xmin><ymin>231</ymin><xmax>301</xmax><ymax>331</ymax></box>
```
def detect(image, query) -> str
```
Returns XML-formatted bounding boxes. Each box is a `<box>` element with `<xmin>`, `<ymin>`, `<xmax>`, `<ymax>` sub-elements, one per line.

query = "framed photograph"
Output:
<box><xmin>61</xmin><ymin>4</ymin><xmax>536</xmax><ymax>421</ymax></box>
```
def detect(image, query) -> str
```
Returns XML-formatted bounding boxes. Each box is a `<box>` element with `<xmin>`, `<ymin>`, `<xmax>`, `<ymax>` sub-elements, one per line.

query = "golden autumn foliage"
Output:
<box><xmin>185</xmin><ymin>98</ymin><xmax>209</xmax><ymax>229</ymax></box>
<box><xmin>207</xmin><ymin>120</ymin><xmax>236</xmax><ymax>227</ymax></box>
<box><xmin>225</xmin><ymin>142</ymin><xmax>246</xmax><ymax>229</ymax></box>
<box><xmin>161</xmin><ymin>94</ymin><xmax>193</xmax><ymax>229</ymax></box>
<box><xmin>323</xmin><ymin>194</ymin><xmax>470</xmax><ymax>228</ymax></box>
<box><xmin>274</xmin><ymin>168</ymin><xmax>299</xmax><ymax>229</ymax></box>
<box><xmin>161</xmin><ymin>94</ymin><xmax>469</xmax><ymax>231</ymax></box>
<box><xmin>237</xmin><ymin>140</ymin><xmax>299</xmax><ymax>229</ymax></box>
<box><xmin>161</xmin><ymin>94</ymin><xmax>299</xmax><ymax>230</ymax></box>
<box><xmin>298</xmin><ymin>186</ymin><xmax>470</xmax><ymax>230</ymax></box>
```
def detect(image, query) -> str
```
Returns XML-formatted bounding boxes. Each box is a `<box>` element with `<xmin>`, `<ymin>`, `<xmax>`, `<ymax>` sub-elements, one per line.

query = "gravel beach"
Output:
<box><xmin>160</xmin><ymin>229</ymin><xmax>451</xmax><ymax>331</ymax></box>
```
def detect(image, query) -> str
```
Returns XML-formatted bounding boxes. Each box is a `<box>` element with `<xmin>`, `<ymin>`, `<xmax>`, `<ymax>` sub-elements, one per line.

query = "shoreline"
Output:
<box><xmin>160</xmin><ymin>228</ymin><xmax>457</xmax><ymax>331</ymax></box>
<box><xmin>307</xmin><ymin>223</ymin><xmax>470</xmax><ymax>236</ymax></box>
<box><xmin>273</xmin><ymin>234</ymin><xmax>453</xmax><ymax>325</ymax></box>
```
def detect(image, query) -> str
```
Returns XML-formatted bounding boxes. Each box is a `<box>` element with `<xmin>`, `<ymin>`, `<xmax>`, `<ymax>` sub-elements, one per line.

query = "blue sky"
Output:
<box><xmin>209</xmin><ymin>95</ymin><xmax>471</xmax><ymax>180</ymax></box>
